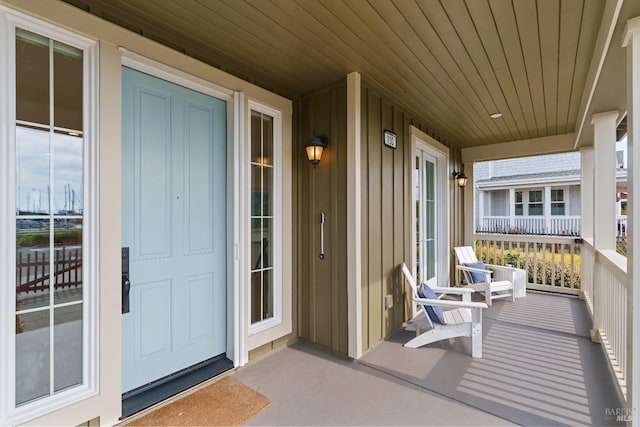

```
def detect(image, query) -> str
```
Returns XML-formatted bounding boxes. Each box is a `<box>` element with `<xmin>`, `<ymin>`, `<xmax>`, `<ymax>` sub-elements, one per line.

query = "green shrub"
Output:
<box><xmin>16</xmin><ymin>230</ymin><xmax>82</xmax><ymax>247</ymax></box>
<box><xmin>475</xmin><ymin>243</ymin><xmax>581</xmax><ymax>289</ymax></box>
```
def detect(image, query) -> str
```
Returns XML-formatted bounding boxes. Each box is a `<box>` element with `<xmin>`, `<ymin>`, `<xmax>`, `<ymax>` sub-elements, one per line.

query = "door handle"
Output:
<box><xmin>319</xmin><ymin>212</ymin><xmax>325</xmax><ymax>260</ymax></box>
<box><xmin>122</xmin><ymin>247</ymin><xmax>130</xmax><ymax>314</ymax></box>
<box><xmin>122</xmin><ymin>274</ymin><xmax>131</xmax><ymax>314</ymax></box>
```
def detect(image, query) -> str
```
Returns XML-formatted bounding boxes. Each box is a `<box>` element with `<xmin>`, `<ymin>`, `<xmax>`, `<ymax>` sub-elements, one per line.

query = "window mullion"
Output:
<box><xmin>48</xmin><ymin>37</ymin><xmax>55</xmax><ymax>398</ymax></box>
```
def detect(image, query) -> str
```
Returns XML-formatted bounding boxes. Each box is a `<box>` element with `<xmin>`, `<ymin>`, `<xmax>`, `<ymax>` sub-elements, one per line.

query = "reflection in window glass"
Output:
<box><xmin>54</xmin><ymin>304</ymin><xmax>83</xmax><ymax>392</ymax></box>
<box><xmin>250</xmin><ymin>111</ymin><xmax>274</xmax><ymax>324</ymax></box>
<box><xmin>16</xmin><ymin>219</ymin><xmax>51</xmax><ymax>312</ymax></box>
<box><xmin>53</xmin><ymin>42</ymin><xmax>83</xmax><ymax>131</ymax></box>
<box><xmin>551</xmin><ymin>189</ymin><xmax>565</xmax><ymax>216</ymax></box>
<box><xmin>16</xmin><ymin>127</ymin><xmax>50</xmax><ymax>215</ymax></box>
<box><xmin>515</xmin><ymin>191</ymin><xmax>523</xmax><ymax>216</ymax></box>
<box><xmin>16</xmin><ymin>29</ymin><xmax>50</xmax><ymax>126</ymax></box>
<box><xmin>14</xmin><ymin>27</ymin><xmax>84</xmax><ymax>405</ymax></box>
<box><xmin>528</xmin><ymin>190</ymin><xmax>543</xmax><ymax>216</ymax></box>
<box><xmin>16</xmin><ymin>311</ymin><xmax>50</xmax><ymax>405</ymax></box>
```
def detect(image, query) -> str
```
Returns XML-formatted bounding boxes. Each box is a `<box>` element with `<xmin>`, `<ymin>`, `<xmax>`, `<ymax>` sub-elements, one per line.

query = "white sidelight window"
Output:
<box><xmin>249</xmin><ymin>109</ymin><xmax>276</xmax><ymax>325</ymax></box>
<box><xmin>245</xmin><ymin>100</ymin><xmax>292</xmax><ymax>350</ymax></box>
<box><xmin>0</xmin><ymin>9</ymin><xmax>98</xmax><ymax>425</ymax></box>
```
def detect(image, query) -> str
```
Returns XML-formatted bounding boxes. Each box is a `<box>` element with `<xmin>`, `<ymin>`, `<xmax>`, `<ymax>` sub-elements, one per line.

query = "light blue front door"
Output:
<box><xmin>121</xmin><ymin>67</ymin><xmax>227</xmax><ymax>393</ymax></box>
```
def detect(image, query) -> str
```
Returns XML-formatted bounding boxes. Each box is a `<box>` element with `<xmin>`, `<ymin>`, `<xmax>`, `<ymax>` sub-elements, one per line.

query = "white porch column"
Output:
<box><xmin>592</xmin><ymin>111</ymin><xmax>619</xmax><ymax>251</ymax></box>
<box><xmin>477</xmin><ymin>187</ymin><xmax>484</xmax><ymax>233</ymax></box>
<box><xmin>346</xmin><ymin>72</ymin><xmax>362</xmax><ymax>359</ymax></box>
<box><xmin>580</xmin><ymin>147</ymin><xmax>594</xmax><ymax>240</ymax></box>
<box><xmin>623</xmin><ymin>16</ymin><xmax>640</xmax><ymax>421</ymax></box>
<box><xmin>508</xmin><ymin>188</ymin><xmax>515</xmax><ymax>231</ymax></box>
<box><xmin>463</xmin><ymin>162</ymin><xmax>475</xmax><ymax>246</ymax></box>
<box><xmin>544</xmin><ymin>186</ymin><xmax>552</xmax><ymax>234</ymax></box>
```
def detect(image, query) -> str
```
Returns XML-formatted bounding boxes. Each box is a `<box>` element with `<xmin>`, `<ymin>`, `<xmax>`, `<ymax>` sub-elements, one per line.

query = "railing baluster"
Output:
<box><xmin>570</xmin><ymin>243</ymin><xmax>575</xmax><ymax>288</ymax></box>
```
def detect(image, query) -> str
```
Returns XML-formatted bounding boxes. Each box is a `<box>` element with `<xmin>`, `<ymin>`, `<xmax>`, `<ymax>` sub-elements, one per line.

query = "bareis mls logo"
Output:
<box><xmin>605</xmin><ymin>407</ymin><xmax>632</xmax><ymax>422</ymax></box>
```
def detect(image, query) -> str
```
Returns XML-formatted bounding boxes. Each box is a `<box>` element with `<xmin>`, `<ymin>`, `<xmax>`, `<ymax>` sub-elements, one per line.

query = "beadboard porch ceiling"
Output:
<box><xmin>62</xmin><ymin>0</ymin><xmax>638</xmax><ymax>149</ymax></box>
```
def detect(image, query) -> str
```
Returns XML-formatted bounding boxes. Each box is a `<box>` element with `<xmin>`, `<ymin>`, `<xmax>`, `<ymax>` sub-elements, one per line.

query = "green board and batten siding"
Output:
<box><xmin>361</xmin><ymin>84</ymin><xmax>408</xmax><ymax>352</ymax></box>
<box><xmin>297</xmin><ymin>82</ymin><xmax>349</xmax><ymax>354</ymax></box>
<box><xmin>297</xmin><ymin>78</ymin><xmax>464</xmax><ymax>356</ymax></box>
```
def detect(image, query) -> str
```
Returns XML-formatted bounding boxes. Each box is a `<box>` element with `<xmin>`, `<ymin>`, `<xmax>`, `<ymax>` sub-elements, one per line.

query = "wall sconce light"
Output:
<box><xmin>306</xmin><ymin>134</ymin><xmax>328</xmax><ymax>167</ymax></box>
<box><xmin>453</xmin><ymin>171</ymin><xmax>468</xmax><ymax>187</ymax></box>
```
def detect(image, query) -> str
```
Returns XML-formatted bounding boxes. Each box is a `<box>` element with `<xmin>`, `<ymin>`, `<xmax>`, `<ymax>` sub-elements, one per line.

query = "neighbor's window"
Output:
<box><xmin>515</xmin><ymin>191</ymin><xmax>523</xmax><ymax>216</ymax></box>
<box><xmin>528</xmin><ymin>190</ymin><xmax>543</xmax><ymax>215</ymax></box>
<box><xmin>551</xmin><ymin>189</ymin><xmax>565</xmax><ymax>216</ymax></box>
<box><xmin>250</xmin><ymin>110</ymin><xmax>274</xmax><ymax>324</ymax></box>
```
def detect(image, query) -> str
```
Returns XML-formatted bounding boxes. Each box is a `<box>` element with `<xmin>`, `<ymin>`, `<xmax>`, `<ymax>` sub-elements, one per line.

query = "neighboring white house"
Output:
<box><xmin>474</xmin><ymin>143</ymin><xmax>628</xmax><ymax>237</ymax></box>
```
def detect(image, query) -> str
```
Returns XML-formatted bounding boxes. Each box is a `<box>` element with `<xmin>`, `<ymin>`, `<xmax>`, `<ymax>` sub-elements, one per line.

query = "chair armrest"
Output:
<box><xmin>484</xmin><ymin>263</ymin><xmax>515</xmax><ymax>272</ymax></box>
<box><xmin>456</xmin><ymin>265</ymin><xmax>493</xmax><ymax>275</ymax></box>
<box><xmin>431</xmin><ymin>286</ymin><xmax>474</xmax><ymax>295</ymax></box>
<box><xmin>414</xmin><ymin>297</ymin><xmax>488</xmax><ymax>310</ymax></box>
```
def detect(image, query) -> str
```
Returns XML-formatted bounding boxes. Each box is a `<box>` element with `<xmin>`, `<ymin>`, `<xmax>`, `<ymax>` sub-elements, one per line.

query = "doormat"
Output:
<box><xmin>124</xmin><ymin>376</ymin><xmax>271</xmax><ymax>426</ymax></box>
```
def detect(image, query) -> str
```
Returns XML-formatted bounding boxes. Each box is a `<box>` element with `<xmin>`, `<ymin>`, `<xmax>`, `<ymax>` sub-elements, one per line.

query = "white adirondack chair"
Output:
<box><xmin>401</xmin><ymin>263</ymin><xmax>487</xmax><ymax>358</ymax></box>
<box><xmin>454</xmin><ymin>246</ymin><xmax>516</xmax><ymax>306</ymax></box>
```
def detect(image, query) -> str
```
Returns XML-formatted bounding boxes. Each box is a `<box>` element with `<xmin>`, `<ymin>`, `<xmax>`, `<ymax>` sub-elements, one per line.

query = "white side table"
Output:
<box><xmin>513</xmin><ymin>268</ymin><xmax>527</xmax><ymax>298</ymax></box>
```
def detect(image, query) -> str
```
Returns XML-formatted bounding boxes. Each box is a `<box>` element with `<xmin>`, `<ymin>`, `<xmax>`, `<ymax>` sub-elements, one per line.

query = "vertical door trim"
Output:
<box><xmin>410</xmin><ymin>126</ymin><xmax>450</xmax><ymax>300</ymax></box>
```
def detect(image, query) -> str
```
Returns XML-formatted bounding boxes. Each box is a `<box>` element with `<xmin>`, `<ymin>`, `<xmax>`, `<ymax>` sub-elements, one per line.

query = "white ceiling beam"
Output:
<box><xmin>461</xmin><ymin>133</ymin><xmax>575</xmax><ymax>163</ymax></box>
<box><xmin>573</xmin><ymin>0</ymin><xmax>625</xmax><ymax>149</ymax></box>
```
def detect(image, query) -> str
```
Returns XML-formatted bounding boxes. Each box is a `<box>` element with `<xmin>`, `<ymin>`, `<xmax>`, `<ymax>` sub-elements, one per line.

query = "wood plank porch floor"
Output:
<box><xmin>234</xmin><ymin>292</ymin><xmax>624</xmax><ymax>426</ymax></box>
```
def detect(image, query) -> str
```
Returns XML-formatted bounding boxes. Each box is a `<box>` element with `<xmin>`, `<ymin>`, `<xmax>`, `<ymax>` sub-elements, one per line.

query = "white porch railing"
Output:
<box><xmin>473</xmin><ymin>233</ymin><xmax>630</xmax><ymax>403</ymax></box>
<box><xmin>583</xmin><ymin>240</ymin><xmax>629</xmax><ymax>402</ymax></box>
<box><xmin>474</xmin><ymin>233</ymin><xmax>581</xmax><ymax>294</ymax></box>
<box><xmin>476</xmin><ymin>216</ymin><xmax>581</xmax><ymax>236</ymax></box>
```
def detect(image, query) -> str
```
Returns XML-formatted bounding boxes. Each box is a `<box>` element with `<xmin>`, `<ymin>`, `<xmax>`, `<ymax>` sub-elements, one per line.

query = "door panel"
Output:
<box><xmin>137</xmin><ymin>89</ymin><xmax>172</xmax><ymax>260</ymax></box>
<box><xmin>122</xmin><ymin>67</ymin><xmax>227</xmax><ymax>393</ymax></box>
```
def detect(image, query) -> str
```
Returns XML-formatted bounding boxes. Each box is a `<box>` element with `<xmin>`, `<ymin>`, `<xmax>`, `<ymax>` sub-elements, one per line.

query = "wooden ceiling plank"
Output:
<box><xmin>137</xmin><ymin>0</ymin><xmax>318</xmax><ymax>90</ymax></box>
<box><xmin>85</xmin><ymin>0</ymin><xmax>281</xmax><ymax>91</ymax></box>
<box><xmin>513</xmin><ymin>0</ymin><xmax>547</xmax><ymax>137</ymax></box>
<box><xmin>369</xmin><ymin>1</ymin><xmax>495</xmax><ymax>142</ymax></box>
<box><xmin>566</xmin><ymin>0</ymin><xmax>605</xmax><ymax>137</ymax></box>
<box><xmin>273</xmin><ymin>0</ymin><xmax>462</xmax><ymax>144</ymax></box>
<box><xmin>556</xmin><ymin>0</ymin><xmax>583</xmax><ymax>134</ymax></box>
<box><xmin>207</xmin><ymin>0</ymin><xmax>340</xmax><ymax>80</ymax></box>
<box><xmin>489</xmin><ymin>0</ymin><xmax>539</xmax><ymax>139</ymax></box>
<box><xmin>239</xmin><ymin>1</ymin><xmax>350</xmax><ymax>78</ymax></box>
<box><xmin>415</xmin><ymin>0</ymin><xmax>513</xmax><ymax>145</ymax></box>
<box><xmin>267</xmin><ymin>0</ymin><xmax>435</xmax><ymax>123</ymax></box>
<box><xmin>410</xmin><ymin>0</ymin><xmax>514</xmax><ymax>144</ymax></box>
<box><xmin>303</xmin><ymin>0</ymin><xmax>477</xmax><ymax>144</ymax></box>
<box><xmin>438</xmin><ymin>0</ymin><xmax>520</xmax><ymax>141</ymax></box>
<box><xmin>537</xmin><ymin>0</ymin><xmax>561</xmax><ymax>135</ymax></box>
<box><xmin>101</xmin><ymin>0</ymin><xmax>306</xmax><ymax>94</ymax></box>
<box><xmin>392</xmin><ymin>0</ymin><xmax>502</xmax><ymax>143</ymax></box>
<box><xmin>466</xmin><ymin>0</ymin><xmax>530</xmax><ymax>141</ymax></box>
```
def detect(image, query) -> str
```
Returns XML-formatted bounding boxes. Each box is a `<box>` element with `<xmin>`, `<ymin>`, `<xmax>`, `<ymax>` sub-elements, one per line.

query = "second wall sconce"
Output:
<box><xmin>306</xmin><ymin>134</ymin><xmax>328</xmax><ymax>167</ymax></box>
<box><xmin>453</xmin><ymin>171</ymin><xmax>468</xmax><ymax>187</ymax></box>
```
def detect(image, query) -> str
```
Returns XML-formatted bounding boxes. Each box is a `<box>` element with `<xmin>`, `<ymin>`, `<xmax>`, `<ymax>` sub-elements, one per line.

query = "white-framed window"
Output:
<box><xmin>245</xmin><ymin>100</ymin><xmax>291</xmax><ymax>346</ymax></box>
<box><xmin>528</xmin><ymin>190</ymin><xmax>543</xmax><ymax>215</ymax></box>
<box><xmin>249</xmin><ymin>108</ymin><xmax>277</xmax><ymax>327</ymax></box>
<box><xmin>551</xmin><ymin>189</ymin><xmax>565</xmax><ymax>215</ymax></box>
<box><xmin>0</xmin><ymin>8</ymin><xmax>98</xmax><ymax>425</ymax></box>
<box><xmin>515</xmin><ymin>191</ymin><xmax>523</xmax><ymax>216</ymax></box>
